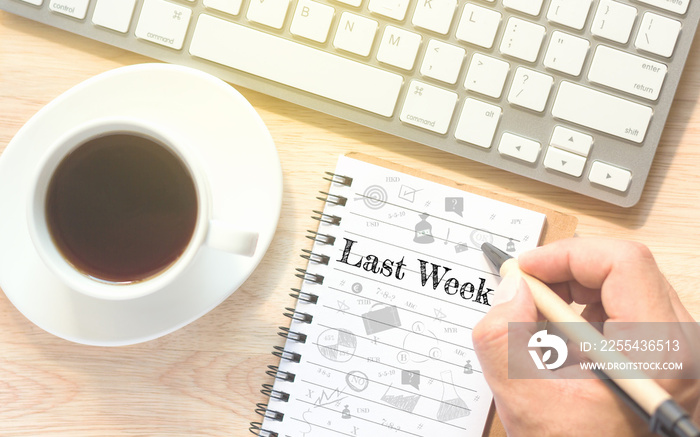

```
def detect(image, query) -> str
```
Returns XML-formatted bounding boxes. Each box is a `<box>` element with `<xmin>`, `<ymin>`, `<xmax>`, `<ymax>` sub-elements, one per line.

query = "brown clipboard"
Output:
<box><xmin>345</xmin><ymin>152</ymin><xmax>578</xmax><ymax>437</ymax></box>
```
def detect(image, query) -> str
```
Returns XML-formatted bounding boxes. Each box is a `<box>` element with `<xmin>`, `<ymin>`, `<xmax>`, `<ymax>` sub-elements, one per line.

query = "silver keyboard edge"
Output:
<box><xmin>1</xmin><ymin>0</ymin><xmax>699</xmax><ymax>208</ymax></box>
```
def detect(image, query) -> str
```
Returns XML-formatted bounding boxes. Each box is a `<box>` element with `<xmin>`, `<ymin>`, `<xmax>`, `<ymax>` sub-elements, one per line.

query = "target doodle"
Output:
<box><xmin>361</xmin><ymin>185</ymin><xmax>388</xmax><ymax>210</ymax></box>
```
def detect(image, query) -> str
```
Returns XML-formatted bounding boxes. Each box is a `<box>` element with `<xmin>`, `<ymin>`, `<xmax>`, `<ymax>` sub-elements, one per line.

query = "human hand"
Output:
<box><xmin>472</xmin><ymin>238</ymin><xmax>700</xmax><ymax>436</ymax></box>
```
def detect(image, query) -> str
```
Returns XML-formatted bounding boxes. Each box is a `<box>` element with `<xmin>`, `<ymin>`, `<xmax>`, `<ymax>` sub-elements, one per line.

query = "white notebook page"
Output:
<box><xmin>261</xmin><ymin>156</ymin><xmax>546</xmax><ymax>437</ymax></box>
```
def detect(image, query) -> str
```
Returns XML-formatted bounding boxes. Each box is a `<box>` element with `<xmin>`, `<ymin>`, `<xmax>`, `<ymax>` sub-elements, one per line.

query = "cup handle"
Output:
<box><xmin>205</xmin><ymin>219</ymin><xmax>258</xmax><ymax>257</ymax></box>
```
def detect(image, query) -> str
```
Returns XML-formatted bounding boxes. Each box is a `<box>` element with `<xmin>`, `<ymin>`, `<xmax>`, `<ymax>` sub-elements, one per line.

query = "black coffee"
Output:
<box><xmin>45</xmin><ymin>134</ymin><xmax>198</xmax><ymax>284</ymax></box>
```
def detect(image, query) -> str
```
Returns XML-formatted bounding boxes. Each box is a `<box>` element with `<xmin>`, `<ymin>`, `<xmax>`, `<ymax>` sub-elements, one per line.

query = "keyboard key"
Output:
<box><xmin>635</xmin><ymin>12</ymin><xmax>681</xmax><ymax>58</ymax></box>
<box><xmin>49</xmin><ymin>0</ymin><xmax>89</xmax><ymax>19</ymax></box>
<box><xmin>464</xmin><ymin>53</ymin><xmax>509</xmax><ymax>98</ymax></box>
<box><xmin>507</xmin><ymin>67</ymin><xmax>553</xmax><ymax>112</ymax></box>
<box><xmin>400</xmin><ymin>81</ymin><xmax>457</xmax><ymax>134</ymax></box>
<box><xmin>499</xmin><ymin>17</ymin><xmax>546</xmax><ymax>63</ymax></box>
<box><xmin>247</xmin><ymin>0</ymin><xmax>290</xmax><ymax>29</ymax></box>
<box><xmin>591</xmin><ymin>0</ymin><xmax>637</xmax><ymax>44</ymax></box>
<box><xmin>543</xmin><ymin>31</ymin><xmax>589</xmax><ymax>77</ymax></box>
<box><xmin>546</xmin><ymin>0</ymin><xmax>591</xmax><ymax>30</ymax></box>
<box><xmin>588</xmin><ymin>45</ymin><xmax>667</xmax><ymax>101</ymax></box>
<box><xmin>455</xmin><ymin>98</ymin><xmax>501</xmax><ymax>148</ymax></box>
<box><xmin>552</xmin><ymin>81</ymin><xmax>652</xmax><ymax>143</ymax></box>
<box><xmin>412</xmin><ymin>0</ymin><xmax>456</xmax><ymax>35</ymax></box>
<box><xmin>635</xmin><ymin>0</ymin><xmax>689</xmax><ymax>15</ymax></box>
<box><xmin>589</xmin><ymin>161</ymin><xmax>631</xmax><ymax>192</ymax></box>
<box><xmin>135</xmin><ymin>0</ymin><xmax>192</xmax><ymax>50</ymax></box>
<box><xmin>190</xmin><ymin>14</ymin><xmax>403</xmax><ymax>117</ymax></box>
<box><xmin>503</xmin><ymin>0</ymin><xmax>543</xmax><ymax>16</ymax></box>
<box><xmin>204</xmin><ymin>0</ymin><xmax>243</xmax><ymax>16</ymax></box>
<box><xmin>92</xmin><ymin>0</ymin><xmax>136</xmax><ymax>33</ymax></box>
<box><xmin>377</xmin><ymin>26</ymin><xmax>422</xmax><ymax>70</ymax></box>
<box><xmin>334</xmin><ymin>12</ymin><xmax>378</xmax><ymax>57</ymax></box>
<box><xmin>290</xmin><ymin>0</ymin><xmax>335</xmax><ymax>43</ymax></box>
<box><xmin>335</xmin><ymin>0</ymin><xmax>362</xmax><ymax>7</ymax></box>
<box><xmin>19</xmin><ymin>0</ymin><xmax>42</xmax><ymax>5</ymax></box>
<box><xmin>420</xmin><ymin>39</ymin><xmax>465</xmax><ymax>85</ymax></box>
<box><xmin>550</xmin><ymin>126</ymin><xmax>592</xmax><ymax>156</ymax></box>
<box><xmin>544</xmin><ymin>146</ymin><xmax>587</xmax><ymax>177</ymax></box>
<box><xmin>498</xmin><ymin>133</ymin><xmax>541</xmax><ymax>163</ymax></box>
<box><xmin>368</xmin><ymin>0</ymin><xmax>410</xmax><ymax>21</ymax></box>
<box><xmin>455</xmin><ymin>3</ymin><xmax>501</xmax><ymax>49</ymax></box>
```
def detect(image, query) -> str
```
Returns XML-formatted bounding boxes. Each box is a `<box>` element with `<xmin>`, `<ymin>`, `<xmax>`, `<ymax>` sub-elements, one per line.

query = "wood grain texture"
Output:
<box><xmin>1</xmin><ymin>10</ymin><xmax>699</xmax><ymax>436</ymax></box>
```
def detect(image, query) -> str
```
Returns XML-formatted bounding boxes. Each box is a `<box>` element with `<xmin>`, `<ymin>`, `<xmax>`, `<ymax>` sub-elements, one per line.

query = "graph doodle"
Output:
<box><xmin>381</xmin><ymin>384</ymin><xmax>421</xmax><ymax>413</ymax></box>
<box><xmin>315</xmin><ymin>387</ymin><xmax>347</xmax><ymax>407</ymax></box>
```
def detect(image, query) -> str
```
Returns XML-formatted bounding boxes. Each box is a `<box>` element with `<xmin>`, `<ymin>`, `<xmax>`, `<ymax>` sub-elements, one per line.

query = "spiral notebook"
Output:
<box><xmin>252</xmin><ymin>154</ymin><xmax>577</xmax><ymax>437</ymax></box>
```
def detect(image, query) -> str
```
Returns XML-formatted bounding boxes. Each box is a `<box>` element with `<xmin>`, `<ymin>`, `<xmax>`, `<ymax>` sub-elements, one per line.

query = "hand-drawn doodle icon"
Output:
<box><xmin>433</xmin><ymin>308</ymin><xmax>447</xmax><ymax>322</ymax></box>
<box><xmin>317</xmin><ymin>328</ymin><xmax>357</xmax><ymax>363</ymax></box>
<box><xmin>464</xmin><ymin>360</ymin><xmax>474</xmax><ymax>375</ymax></box>
<box><xmin>455</xmin><ymin>242</ymin><xmax>469</xmax><ymax>253</ymax></box>
<box><xmin>507</xmin><ymin>238</ymin><xmax>516</xmax><ymax>252</ymax></box>
<box><xmin>398</xmin><ymin>185</ymin><xmax>422</xmax><ymax>203</ymax></box>
<box><xmin>401</xmin><ymin>370</ymin><xmax>421</xmax><ymax>390</ymax></box>
<box><xmin>470</xmin><ymin>229</ymin><xmax>493</xmax><ymax>247</ymax></box>
<box><xmin>436</xmin><ymin>370</ymin><xmax>471</xmax><ymax>422</ymax></box>
<box><xmin>400</xmin><ymin>322</ymin><xmax>442</xmax><ymax>363</ymax></box>
<box><xmin>342</xmin><ymin>405</ymin><xmax>352</xmax><ymax>419</ymax></box>
<box><xmin>301</xmin><ymin>409</ymin><xmax>314</xmax><ymax>436</ymax></box>
<box><xmin>351</xmin><ymin>282</ymin><xmax>363</xmax><ymax>294</ymax></box>
<box><xmin>381</xmin><ymin>384</ymin><xmax>421</xmax><ymax>413</ymax></box>
<box><xmin>360</xmin><ymin>185</ymin><xmax>388</xmax><ymax>209</ymax></box>
<box><xmin>445</xmin><ymin>197</ymin><xmax>464</xmax><ymax>217</ymax></box>
<box><xmin>337</xmin><ymin>300</ymin><xmax>350</xmax><ymax>313</ymax></box>
<box><xmin>315</xmin><ymin>387</ymin><xmax>347</xmax><ymax>407</ymax></box>
<box><xmin>412</xmin><ymin>321</ymin><xmax>425</xmax><ymax>333</ymax></box>
<box><xmin>346</xmin><ymin>370</ymin><xmax>370</xmax><ymax>392</ymax></box>
<box><xmin>414</xmin><ymin>213</ymin><xmax>435</xmax><ymax>244</ymax></box>
<box><xmin>362</xmin><ymin>304</ymin><xmax>402</xmax><ymax>335</ymax></box>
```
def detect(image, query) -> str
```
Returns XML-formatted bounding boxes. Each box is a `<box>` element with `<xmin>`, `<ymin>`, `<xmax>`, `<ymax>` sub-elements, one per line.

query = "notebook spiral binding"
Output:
<box><xmin>249</xmin><ymin>171</ymin><xmax>352</xmax><ymax>437</ymax></box>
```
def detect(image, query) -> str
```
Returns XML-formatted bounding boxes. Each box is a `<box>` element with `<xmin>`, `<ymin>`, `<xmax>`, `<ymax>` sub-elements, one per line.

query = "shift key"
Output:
<box><xmin>552</xmin><ymin>81</ymin><xmax>652</xmax><ymax>143</ymax></box>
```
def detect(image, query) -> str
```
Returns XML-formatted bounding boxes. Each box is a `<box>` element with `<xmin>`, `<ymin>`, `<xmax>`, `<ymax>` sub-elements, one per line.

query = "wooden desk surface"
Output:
<box><xmin>1</xmin><ymin>10</ymin><xmax>699</xmax><ymax>436</ymax></box>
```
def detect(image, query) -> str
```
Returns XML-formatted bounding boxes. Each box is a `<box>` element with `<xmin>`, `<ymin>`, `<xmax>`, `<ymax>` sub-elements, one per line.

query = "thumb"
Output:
<box><xmin>473</xmin><ymin>272</ymin><xmax>539</xmax><ymax>390</ymax></box>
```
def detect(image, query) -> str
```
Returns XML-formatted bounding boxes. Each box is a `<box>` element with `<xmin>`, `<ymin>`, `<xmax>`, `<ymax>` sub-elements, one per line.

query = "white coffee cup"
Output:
<box><xmin>26</xmin><ymin>116</ymin><xmax>258</xmax><ymax>301</ymax></box>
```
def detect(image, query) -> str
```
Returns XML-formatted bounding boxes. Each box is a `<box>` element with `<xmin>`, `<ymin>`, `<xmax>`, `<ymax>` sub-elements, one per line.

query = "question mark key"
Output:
<box><xmin>507</xmin><ymin>66</ymin><xmax>554</xmax><ymax>112</ymax></box>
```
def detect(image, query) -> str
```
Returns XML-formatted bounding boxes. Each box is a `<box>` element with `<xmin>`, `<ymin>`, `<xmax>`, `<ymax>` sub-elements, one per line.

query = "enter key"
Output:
<box><xmin>588</xmin><ymin>45</ymin><xmax>667</xmax><ymax>101</ymax></box>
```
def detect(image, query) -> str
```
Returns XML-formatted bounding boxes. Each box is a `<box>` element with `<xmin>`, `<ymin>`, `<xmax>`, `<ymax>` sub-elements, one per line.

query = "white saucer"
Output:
<box><xmin>0</xmin><ymin>64</ymin><xmax>283</xmax><ymax>346</ymax></box>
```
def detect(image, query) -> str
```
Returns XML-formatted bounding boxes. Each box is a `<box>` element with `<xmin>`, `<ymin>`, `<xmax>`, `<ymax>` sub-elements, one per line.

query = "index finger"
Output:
<box><xmin>517</xmin><ymin>238</ymin><xmax>677</xmax><ymax>322</ymax></box>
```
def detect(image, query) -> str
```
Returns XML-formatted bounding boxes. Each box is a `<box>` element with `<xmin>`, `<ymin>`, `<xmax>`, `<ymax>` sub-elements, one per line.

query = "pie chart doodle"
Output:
<box><xmin>317</xmin><ymin>328</ymin><xmax>357</xmax><ymax>363</ymax></box>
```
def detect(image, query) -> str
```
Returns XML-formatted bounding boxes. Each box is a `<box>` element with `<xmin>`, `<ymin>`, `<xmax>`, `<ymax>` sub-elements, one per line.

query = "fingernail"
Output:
<box><xmin>492</xmin><ymin>272</ymin><xmax>521</xmax><ymax>306</ymax></box>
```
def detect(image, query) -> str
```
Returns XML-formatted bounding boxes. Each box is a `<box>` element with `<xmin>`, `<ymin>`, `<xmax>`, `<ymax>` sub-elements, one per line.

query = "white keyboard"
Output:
<box><xmin>2</xmin><ymin>0</ymin><xmax>698</xmax><ymax>206</ymax></box>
